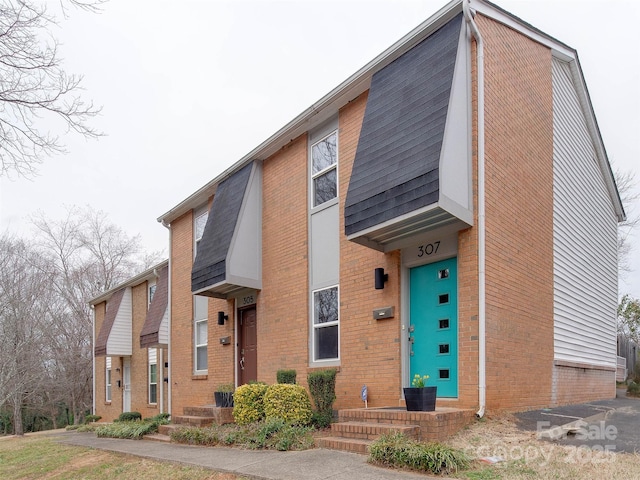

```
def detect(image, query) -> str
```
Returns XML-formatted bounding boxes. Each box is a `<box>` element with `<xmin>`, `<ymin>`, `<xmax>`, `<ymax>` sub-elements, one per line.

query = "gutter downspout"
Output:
<box><xmin>463</xmin><ymin>0</ymin><xmax>486</xmax><ymax>419</ymax></box>
<box><xmin>91</xmin><ymin>305</ymin><xmax>96</xmax><ymax>416</ymax></box>
<box><xmin>161</xmin><ymin>219</ymin><xmax>172</xmax><ymax>416</ymax></box>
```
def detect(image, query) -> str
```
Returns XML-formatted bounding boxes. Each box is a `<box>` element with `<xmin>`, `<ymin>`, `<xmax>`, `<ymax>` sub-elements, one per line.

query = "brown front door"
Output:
<box><xmin>238</xmin><ymin>306</ymin><xmax>257</xmax><ymax>385</ymax></box>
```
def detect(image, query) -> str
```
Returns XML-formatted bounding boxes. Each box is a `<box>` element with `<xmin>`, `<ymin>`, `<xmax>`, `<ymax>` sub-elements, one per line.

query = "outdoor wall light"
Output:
<box><xmin>218</xmin><ymin>311</ymin><xmax>229</xmax><ymax>325</ymax></box>
<box><xmin>374</xmin><ymin>267</ymin><xmax>388</xmax><ymax>290</ymax></box>
<box><xmin>115</xmin><ymin>368</ymin><xmax>120</xmax><ymax>373</ymax></box>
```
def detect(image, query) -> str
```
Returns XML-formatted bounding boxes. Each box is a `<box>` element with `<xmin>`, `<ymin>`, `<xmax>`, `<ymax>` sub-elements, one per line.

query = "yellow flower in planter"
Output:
<box><xmin>412</xmin><ymin>374</ymin><xmax>430</xmax><ymax>388</ymax></box>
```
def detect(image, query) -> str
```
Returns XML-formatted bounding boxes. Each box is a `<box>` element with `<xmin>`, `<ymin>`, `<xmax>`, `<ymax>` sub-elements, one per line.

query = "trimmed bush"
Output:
<box><xmin>276</xmin><ymin>369</ymin><xmax>297</xmax><ymax>384</ymax></box>
<box><xmin>307</xmin><ymin>369</ymin><xmax>337</xmax><ymax>427</ymax></box>
<box><xmin>84</xmin><ymin>414</ymin><xmax>101</xmax><ymax>424</ymax></box>
<box><xmin>264</xmin><ymin>384</ymin><xmax>312</xmax><ymax>425</ymax></box>
<box><xmin>116</xmin><ymin>411</ymin><xmax>142</xmax><ymax>422</ymax></box>
<box><xmin>369</xmin><ymin>432</ymin><xmax>469</xmax><ymax>475</ymax></box>
<box><xmin>233</xmin><ymin>383</ymin><xmax>269</xmax><ymax>425</ymax></box>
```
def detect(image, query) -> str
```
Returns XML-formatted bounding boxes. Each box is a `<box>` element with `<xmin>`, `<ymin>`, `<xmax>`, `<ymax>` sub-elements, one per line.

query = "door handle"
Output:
<box><xmin>240</xmin><ymin>357</ymin><xmax>245</xmax><ymax>370</ymax></box>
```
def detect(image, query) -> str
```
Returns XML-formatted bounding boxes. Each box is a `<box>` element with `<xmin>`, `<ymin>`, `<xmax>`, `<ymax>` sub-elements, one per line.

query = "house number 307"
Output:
<box><xmin>417</xmin><ymin>241</ymin><xmax>440</xmax><ymax>257</ymax></box>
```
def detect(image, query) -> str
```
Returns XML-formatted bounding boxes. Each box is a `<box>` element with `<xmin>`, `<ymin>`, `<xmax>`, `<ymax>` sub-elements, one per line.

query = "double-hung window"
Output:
<box><xmin>148</xmin><ymin>348</ymin><xmax>158</xmax><ymax>404</ymax></box>
<box><xmin>105</xmin><ymin>357</ymin><xmax>112</xmax><ymax>402</ymax></box>
<box><xmin>313</xmin><ymin>286</ymin><xmax>339</xmax><ymax>361</ymax></box>
<box><xmin>193</xmin><ymin>208</ymin><xmax>209</xmax><ymax>373</ymax></box>
<box><xmin>311</xmin><ymin>131</ymin><xmax>338</xmax><ymax>207</ymax></box>
<box><xmin>308</xmin><ymin>121</ymin><xmax>340</xmax><ymax>365</ymax></box>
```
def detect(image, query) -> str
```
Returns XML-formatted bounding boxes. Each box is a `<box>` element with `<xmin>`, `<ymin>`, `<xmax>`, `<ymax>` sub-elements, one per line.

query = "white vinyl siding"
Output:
<box><xmin>552</xmin><ymin>58</ymin><xmax>618</xmax><ymax>367</ymax></box>
<box><xmin>106</xmin><ymin>288</ymin><xmax>133</xmax><ymax>356</ymax></box>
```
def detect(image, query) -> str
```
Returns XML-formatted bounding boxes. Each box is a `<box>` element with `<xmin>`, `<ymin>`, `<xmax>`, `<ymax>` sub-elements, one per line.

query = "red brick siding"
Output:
<box><xmin>479</xmin><ymin>15</ymin><xmax>555</xmax><ymax>410</ymax></box>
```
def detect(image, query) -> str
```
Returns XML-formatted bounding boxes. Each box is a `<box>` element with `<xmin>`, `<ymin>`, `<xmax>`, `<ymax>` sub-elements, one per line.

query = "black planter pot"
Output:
<box><xmin>403</xmin><ymin>386</ymin><xmax>437</xmax><ymax>411</ymax></box>
<box><xmin>214</xmin><ymin>391</ymin><xmax>234</xmax><ymax>408</ymax></box>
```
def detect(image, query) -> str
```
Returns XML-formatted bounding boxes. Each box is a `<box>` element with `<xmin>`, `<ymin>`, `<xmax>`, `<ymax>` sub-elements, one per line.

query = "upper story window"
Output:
<box><xmin>193</xmin><ymin>205</ymin><xmax>209</xmax><ymax>373</ymax></box>
<box><xmin>194</xmin><ymin>209</ymin><xmax>208</xmax><ymax>252</ymax></box>
<box><xmin>311</xmin><ymin>131</ymin><xmax>338</xmax><ymax>207</ymax></box>
<box><xmin>148</xmin><ymin>281</ymin><xmax>157</xmax><ymax>306</ymax></box>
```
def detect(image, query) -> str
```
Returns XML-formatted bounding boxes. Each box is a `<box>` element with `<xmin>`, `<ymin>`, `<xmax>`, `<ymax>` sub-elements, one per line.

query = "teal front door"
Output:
<box><xmin>409</xmin><ymin>257</ymin><xmax>458</xmax><ymax>397</ymax></box>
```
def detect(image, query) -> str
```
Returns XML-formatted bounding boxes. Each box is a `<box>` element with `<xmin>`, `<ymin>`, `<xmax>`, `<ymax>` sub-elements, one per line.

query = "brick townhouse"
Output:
<box><xmin>93</xmin><ymin>0</ymin><xmax>624</xmax><ymax>419</ymax></box>
<box><xmin>91</xmin><ymin>262</ymin><xmax>169</xmax><ymax>421</ymax></box>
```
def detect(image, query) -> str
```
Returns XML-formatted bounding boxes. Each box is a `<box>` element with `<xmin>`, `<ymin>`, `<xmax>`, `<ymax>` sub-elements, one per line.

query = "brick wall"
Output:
<box><xmin>336</xmin><ymin>92</ymin><xmax>404</xmax><ymax>408</ymax></box>
<box><xmin>478</xmin><ymin>15</ymin><xmax>555</xmax><ymax>410</ymax></box>
<box><xmin>129</xmin><ymin>282</ymin><xmax>159</xmax><ymax>416</ymax></box>
<box><xmin>552</xmin><ymin>362</ymin><xmax>616</xmax><ymax>405</ymax></box>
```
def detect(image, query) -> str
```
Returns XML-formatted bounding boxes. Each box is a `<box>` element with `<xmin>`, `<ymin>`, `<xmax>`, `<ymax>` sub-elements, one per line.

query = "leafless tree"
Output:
<box><xmin>615</xmin><ymin>168</ymin><xmax>639</xmax><ymax>276</ymax></box>
<box><xmin>31</xmin><ymin>206</ymin><xmax>162</xmax><ymax>424</ymax></box>
<box><xmin>0</xmin><ymin>234</ymin><xmax>54</xmax><ymax>435</ymax></box>
<box><xmin>0</xmin><ymin>0</ymin><xmax>105</xmax><ymax>179</ymax></box>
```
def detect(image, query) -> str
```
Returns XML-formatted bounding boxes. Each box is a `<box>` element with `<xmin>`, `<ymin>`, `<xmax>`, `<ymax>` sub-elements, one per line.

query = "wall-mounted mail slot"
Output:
<box><xmin>373</xmin><ymin>306</ymin><xmax>395</xmax><ymax>320</ymax></box>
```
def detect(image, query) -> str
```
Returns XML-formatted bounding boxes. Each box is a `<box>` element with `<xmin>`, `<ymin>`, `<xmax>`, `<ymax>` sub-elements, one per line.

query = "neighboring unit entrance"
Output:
<box><xmin>238</xmin><ymin>307</ymin><xmax>257</xmax><ymax>385</ymax></box>
<box><xmin>122</xmin><ymin>358</ymin><xmax>131</xmax><ymax>411</ymax></box>
<box><xmin>409</xmin><ymin>257</ymin><xmax>458</xmax><ymax>397</ymax></box>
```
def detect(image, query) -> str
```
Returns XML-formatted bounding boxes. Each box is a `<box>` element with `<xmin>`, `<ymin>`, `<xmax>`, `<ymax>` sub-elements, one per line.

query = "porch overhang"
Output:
<box><xmin>344</xmin><ymin>13</ymin><xmax>473</xmax><ymax>252</ymax></box>
<box><xmin>140</xmin><ymin>265</ymin><xmax>169</xmax><ymax>348</ymax></box>
<box><xmin>191</xmin><ymin>161</ymin><xmax>262</xmax><ymax>299</ymax></box>
<box><xmin>94</xmin><ymin>287</ymin><xmax>133</xmax><ymax>357</ymax></box>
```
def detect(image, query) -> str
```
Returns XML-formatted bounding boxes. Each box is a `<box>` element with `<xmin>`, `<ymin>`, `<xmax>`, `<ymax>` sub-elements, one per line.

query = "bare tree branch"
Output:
<box><xmin>0</xmin><ymin>0</ymin><xmax>104</xmax><ymax>179</ymax></box>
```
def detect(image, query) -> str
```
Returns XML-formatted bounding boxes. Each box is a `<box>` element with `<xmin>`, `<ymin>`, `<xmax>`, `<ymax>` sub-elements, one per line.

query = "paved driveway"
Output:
<box><xmin>515</xmin><ymin>390</ymin><xmax>640</xmax><ymax>454</ymax></box>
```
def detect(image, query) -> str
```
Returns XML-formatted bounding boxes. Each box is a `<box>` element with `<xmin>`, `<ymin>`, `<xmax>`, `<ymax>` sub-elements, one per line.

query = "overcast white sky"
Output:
<box><xmin>1</xmin><ymin>0</ymin><xmax>639</xmax><ymax>296</ymax></box>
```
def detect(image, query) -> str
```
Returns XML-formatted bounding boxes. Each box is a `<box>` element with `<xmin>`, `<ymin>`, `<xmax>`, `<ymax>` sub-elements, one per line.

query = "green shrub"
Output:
<box><xmin>170</xmin><ymin>426</ymin><xmax>220</xmax><ymax>446</ymax></box>
<box><xmin>169</xmin><ymin>420</ymin><xmax>314</xmax><ymax>451</ymax></box>
<box><xmin>84</xmin><ymin>414</ymin><xmax>102</xmax><ymax>424</ymax></box>
<box><xmin>96</xmin><ymin>413</ymin><xmax>170</xmax><ymax>439</ymax></box>
<box><xmin>307</xmin><ymin>369</ymin><xmax>337</xmax><ymax>426</ymax></box>
<box><xmin>217</xmin><ymin>383</ymin><xmax>235</xmax><ymax>392</ymax></box>
<box><xmin>627</xmin><ymin>381</ymin><xmax>640</xmax><ymax>397</ymax></box>
<box><xmin>369</xmin><ymin>432</ymin><xmax>469</xmax><ymax>475</ymax></box>
<box><xmin>233</xmin><ymin>383</ymin><xmax>269</xmax><ymax>425</ymax></box>
<box><xmin>116</xmin><ymin>411</ymin><xmax>142</xmax><ymax>422</ymax></box>
<box><xmin>276</xmin><ymin>369</ymin><xmax>297</xmax><ymax>384</ymax></box>
<box><xmin>311</xmin><ymin>410</ymin><xmax>332</xmax><ymax>429</ymax></box>
<box><xmin>263</xmin><ymin>384</ymin><xmax>312</xmax><ymax>425</ymax></box>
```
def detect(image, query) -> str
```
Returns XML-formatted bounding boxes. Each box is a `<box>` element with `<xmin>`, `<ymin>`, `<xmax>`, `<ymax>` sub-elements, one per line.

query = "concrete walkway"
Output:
<box><xmin>53</xmin><ymin>430</ymin><xmax>450</xmax><ymax>480</ymax></box>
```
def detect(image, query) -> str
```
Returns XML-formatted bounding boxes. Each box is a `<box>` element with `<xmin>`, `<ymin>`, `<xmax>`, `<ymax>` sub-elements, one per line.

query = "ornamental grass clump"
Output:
<box><xmin>369</xmin><ymin>432</ymin><xmax>469</xmax><ymax>475</ymax></box>
<box><xmin>233</xmin><ymin>382</ymin><xmax>269</xmax><ymax>425</ymax></box>
<box><xmin>263</xmin><ymin>384</ymin><xmax>312</xmax><ymax>425</ymax></box>
<box><xmin>96</xmin><ymin>413</ymin><xmax>170</xmax><ymax>440</ymax></box>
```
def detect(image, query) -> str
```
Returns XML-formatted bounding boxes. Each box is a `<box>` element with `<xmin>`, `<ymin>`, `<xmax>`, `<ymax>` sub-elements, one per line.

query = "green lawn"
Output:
<box><xmin>0</xmin><ymin>436</ymin><xmax>242</xmax><ymax>480</ymax></box>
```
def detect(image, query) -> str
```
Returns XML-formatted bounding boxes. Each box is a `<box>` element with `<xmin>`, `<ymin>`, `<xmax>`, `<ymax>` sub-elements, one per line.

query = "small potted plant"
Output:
<box><xmin>403</xmin><ymin>374</ymin><xmax>437</xmax><ymax>411</ymax></box>
<box><xmin>214</xmin><ymin>383</ymin><xmax>235</xmax><ymax>408</ymax></box>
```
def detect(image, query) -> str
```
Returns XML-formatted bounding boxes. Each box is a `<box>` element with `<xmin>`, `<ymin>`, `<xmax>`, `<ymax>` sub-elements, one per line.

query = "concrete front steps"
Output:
<box><xmin>143</xmin><ymin>405</ymin><xmax>234</xmax><ymax>443</ymax></box>
<box><xmin>318</xmin><ymin>406</ymin><xmax>475</xmax><ymax>454</ymax></box>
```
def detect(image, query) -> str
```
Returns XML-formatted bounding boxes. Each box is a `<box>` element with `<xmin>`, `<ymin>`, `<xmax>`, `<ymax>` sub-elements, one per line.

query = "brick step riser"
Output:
<box><xmin>172</xmin><ymin>415</ymin><xmax>215</xmax><ymax>427</ymax></box>
<box><xmin>317</xmin><ymin>437</ymin><xmax>370</xmax><ymax>455</ymax></box>
<box><xmin>158</xmin><ymin>424</ymin><xmax>181</xmax><ymax>436</ymax></box>
<box><xmin>183</xmin><ymin>407</ymin><xmax>216</xmax><ymax>416</ymax></box>
<box><xmin>331</xmin><ymin>423</ymin><xmax>419</xmax><ymax>440</ymax></box>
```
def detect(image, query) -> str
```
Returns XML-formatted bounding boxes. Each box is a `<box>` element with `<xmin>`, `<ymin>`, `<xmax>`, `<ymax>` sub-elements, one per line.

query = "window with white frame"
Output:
<box><xmin>311</xmin><ymin>131</ymin><xmax>338</xmax><ymax>207</ymax></box>
<box><xmin>106</xmin><ymin>356</ymin><xmax>112</xmax><ymax>402</ymax></box>
<box><xmin>148</xmin><ymin>348</ymin><xmax>158</xmax><ymax>404</ymax></box>
<box><xmin>313</xmin><ymin>286</ymin><xmax>339</xmax><ymax>361</ymax></box>
<box><xmin>193</xmin><ymin>207</ymin><xmax>209</xmax><ymax>372</ymax></box>
<box><xmin>148</xmin><ymin>280</ymin><xmax>156</xmax><ymax>306</ymax></box>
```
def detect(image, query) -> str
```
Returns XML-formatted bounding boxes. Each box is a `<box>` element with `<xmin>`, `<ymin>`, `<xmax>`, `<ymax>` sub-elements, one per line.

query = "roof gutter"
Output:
<box><xmin>464</xmin><ymin>0</ymin><xmax>486</xmax><ymax>419</ymax></box>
